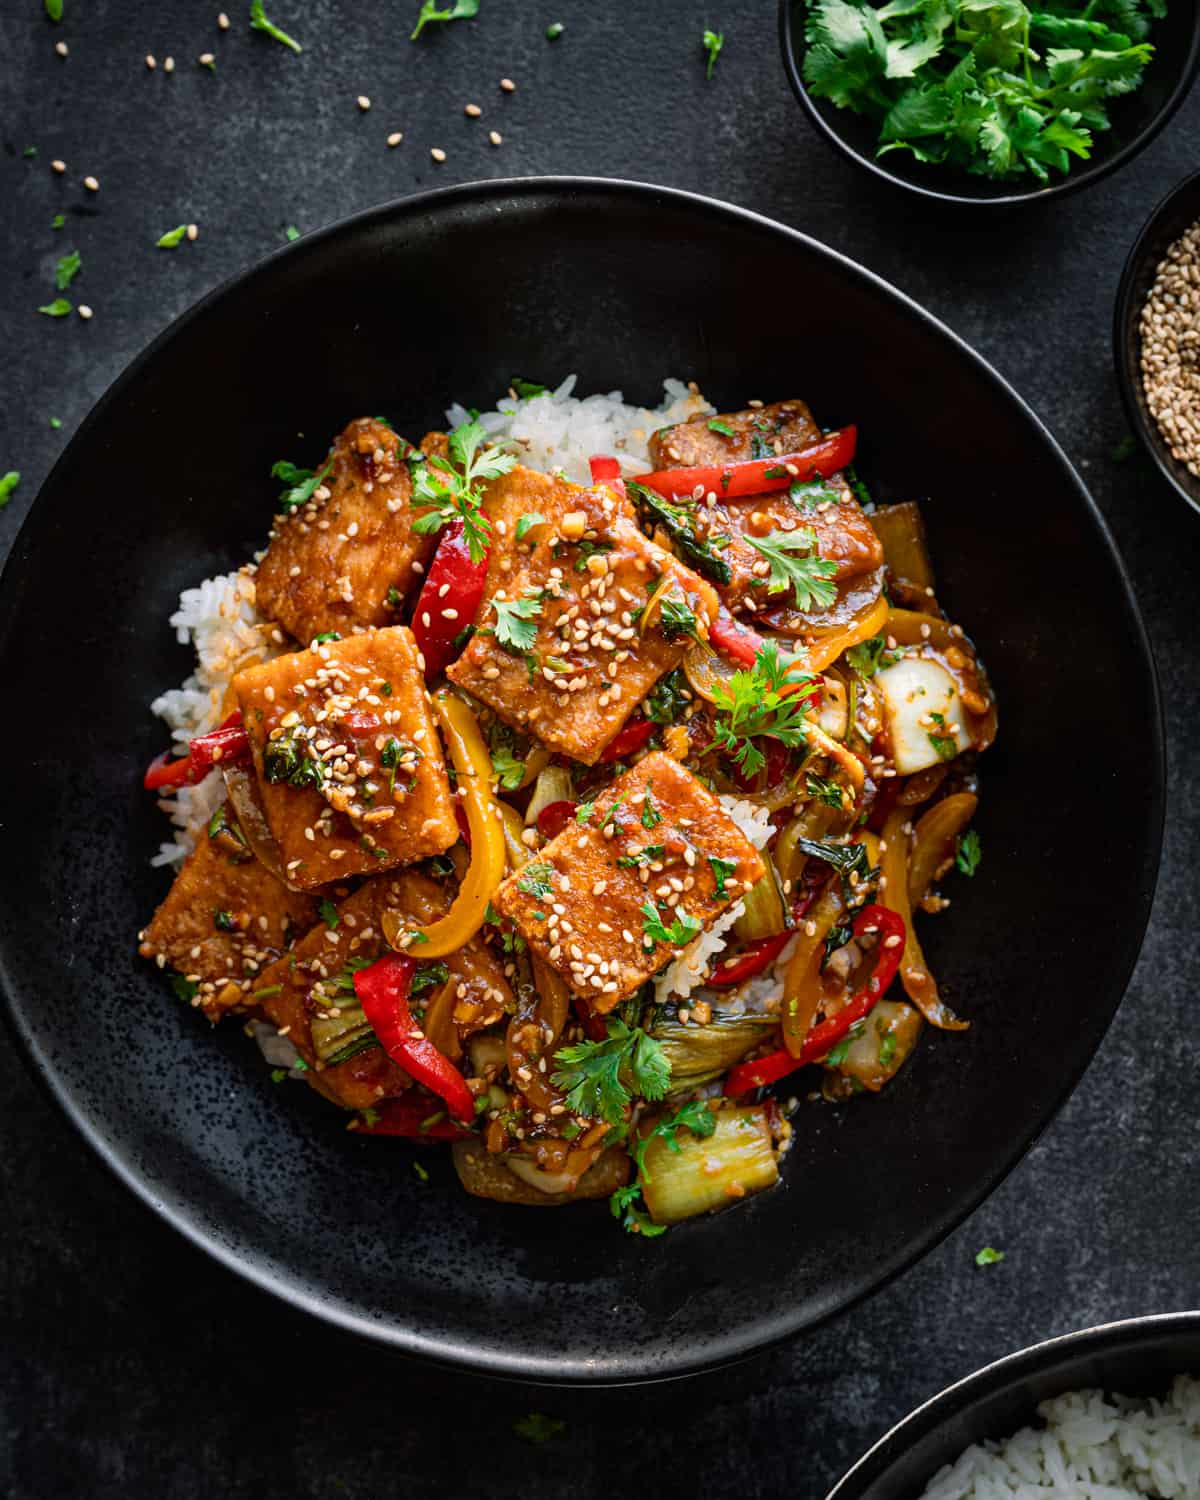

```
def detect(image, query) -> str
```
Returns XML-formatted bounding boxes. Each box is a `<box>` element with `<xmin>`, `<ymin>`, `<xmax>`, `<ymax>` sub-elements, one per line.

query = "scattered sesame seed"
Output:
<box><xmin>83</xmin><ymin>175</ymin><xmax>99</xmax><ymax>192</ymax></box>
<box><xmin>465</xmin><ymin>102</ymin><xmax>482</xmax><ymax>117</ymax></box>
<box><xmin>431</xmin><ymin>147</ymin><xmax>447</xmax><ymax>162</ymax></box>
<box><xmin>164</xmin><ymin>56</ymin><xmax>175</xmax><ymax>72</ymax></box>
<box><xmin>488</xmin><ymin>130</ymin><xmax>502</xmax><ymax>146</ymax></box>
<box><xmin>55</xmin><ymin>41</ymin><xmax>68</xmax><ymax>57</ymax></box>
<box><xmin>357</xmin><ymin>95</ymin><xmax>371</xmax><ymax>111</ymax></box>
<box><xmin>500</xmin><ymin>77</ymin><xmax>515</xmax><ymax>91</ymax></box>
<box><xmin>186</xmin><ymin>223</ymin><xmax>198</xmax><ymax>241</ymax></box>
<box><xmin>146</xmin><ymin>54</ymin><xmax>157</xmax><ymax>69</ymax></box>
<box><xmin>199</xmin><ymin>52</ymin><xmax>215</xmax><ymax>67</ymax></box>
<box><xmin>51</xmin><ymin>159</ymin><xmax>66</xmax><ymax>173</ymax></box>
<box><xmin>218</xmin><ymin>12</ymin><xmax>230</xmax><ymax>29</ymax></box>
<box><xmin>77</xmin><ymin>304</ymin><xmax>93</xmax><ymax>320</ymax></box>
<box><xmin>387</xmin><ymin>131</ymin><xmax>403</xmax><ymax>147</ymax></box>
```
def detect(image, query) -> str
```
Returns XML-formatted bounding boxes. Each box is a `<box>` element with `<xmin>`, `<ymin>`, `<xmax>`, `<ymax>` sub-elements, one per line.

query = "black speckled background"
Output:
<box><xmin>2</xmin><ymin>4</ymin><xmax>1198</xmax><ymax>1497</ymax></box>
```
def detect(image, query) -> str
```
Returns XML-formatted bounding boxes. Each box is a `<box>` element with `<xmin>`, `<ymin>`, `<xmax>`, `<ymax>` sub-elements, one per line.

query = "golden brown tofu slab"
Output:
<box><xmin>445</xmin><ymin>467</ymin><xmax>719</xmax><ymax>764</ymax></box>
<box><xmin>697</xmin><ymin>473</ymin><xmax>884</xmax><ymax>615</ymax></box>
<box><xmin>254</xmin><ymin>416</ymin><xmax>434</xmax><ymax>645</ymax></box>
<box><xmin>255</xmin><ymin>870</ymin><xmax>511</xmax><ymax>1112</ymax></box>
<box><xmin>648</xmin><ymin>399</ymin><xmax>822</xmax><ymax>470</ymax></box>
<box><xmin>492</xmin><ymin>752</ymin><xmax>764</xmax><ymax>1012</ymax></box>
<box><xmin>232</xmin><ymin>626</ymin><xmax>456</xmax><ymax>889</ymax></box>
<box><xmin>138</xmin><ymin>806</ymin><xmax>318</xmax><ymax>1023</ymax></box>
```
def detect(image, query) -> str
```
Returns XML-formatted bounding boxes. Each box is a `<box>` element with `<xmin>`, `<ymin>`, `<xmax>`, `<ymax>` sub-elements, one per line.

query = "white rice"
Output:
<box><xmin>920</xmin><ymin>1377</ymin><xmax>1200</xmax><ymax>1499</ymax></box>
<box><xmin>655</xmin><ymin>796</ymin><xmax>775</xmax><ymax>1004</ymax></box>
<box><xmin>149</xmin><ymin>377</ymin><xmax>712</xmax><ymax>870</ymax></box>
<box><xmin>445</xmin><ymin>373</ymin><xmax>712</xmax><ymax>484</ymax></box>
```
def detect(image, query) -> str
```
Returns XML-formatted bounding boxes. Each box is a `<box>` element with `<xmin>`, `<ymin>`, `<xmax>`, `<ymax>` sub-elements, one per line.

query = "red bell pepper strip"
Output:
<box><xmin>724</xmin><ymin>904</ymin><xmax>906</xmax><ymax>1095</ymax></box>
<box><xmin>536</xmin><ymin>799</ymin><xmax>577</xmax><ymax>841</ymax></box>
<box><xmin>411</xmin><ymin>520</ymin><xmax>489</xmax><ymax>678</ymax></box>
<box><xmin>354</xmin><ymin>953</ymin><xmax>477</xmax><ymax>1123</ymax></box>
<box><xmin>589</xmin><ymin>454</ymin><xmax>623</xmax><ymax>485</ymax></box>
<box><xmin>634</xmin><ymin>426</ymin><xmax>857</xmax><ymax>503</ymax></box>
<box><xmin>708</xmin><ymin>931</ymin><xmax>792</xmax><ymax>988</ymax></box>
<box><xmin>143</xmin><ymin>711</ymin><xmax>251</xmax><ymax>791</ymax></box>
<box><xmin>598</xmin><ymin>716</ymin><xmax>655</xmax><ymax>763</ymax></box>
<box><xmin>349</xmin><ymin>1092</ymin><xmax>472</xmax><ymax>1140</ymax></box>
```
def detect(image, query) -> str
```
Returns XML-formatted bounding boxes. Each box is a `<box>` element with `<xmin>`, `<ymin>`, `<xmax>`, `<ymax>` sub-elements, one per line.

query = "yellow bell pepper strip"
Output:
<box><xmin>881</xmin><ymin>805</ymin><xmax>968</xmax><ymax>1031</ymax></box>
<box><xmin>907</xmin><ymin>792</ymin><xmax>978</xmax><ymax>908</ymax></box>
<box><xmin>781</xmin><ymin>880</ymin><xmax>846</xmax><ymax>1057</ymax></box>
<box><xmin>506</xmin><ymin>957</ymin><xmax>572</xmax><ymax>1116</ymax></box>
<box><xmin>382</xmin><ymin>690</ymin><xmax>506</xmax><ymax>958</ymax></box>
<box><xmin>499</xmin><ymin>800</ymin><xmax>530</xmax><ymax>872</ymax></box>
<box><xmin>808</xmin><ymin>591</ymin><xmax>889</xmax><ymax>672</ymax></box>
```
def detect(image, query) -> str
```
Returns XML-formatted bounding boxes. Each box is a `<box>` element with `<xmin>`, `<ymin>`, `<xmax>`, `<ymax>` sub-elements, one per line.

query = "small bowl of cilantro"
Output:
<box><xmin>780</xmin><ymin>1</ymin><xmax>1200</xmax><ymax>206</ymax></box>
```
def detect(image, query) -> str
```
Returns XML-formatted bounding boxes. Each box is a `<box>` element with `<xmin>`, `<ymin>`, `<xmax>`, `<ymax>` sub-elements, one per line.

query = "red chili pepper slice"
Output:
<box><xmin>708</xmin><ymin>931</ymin><xmax>792</xmax><ymax>988</ymax></box>
<box><xmin>411</xmin><ymin>520</ymin><xmax>489</xmax><ymax>679</ymax></box>
<box><xmin>143</xmin><ymin>711</ymin><xmax>251</xmax><ymax>790</ymax></box>
<box><xmin>634</xmin><ymin>427</ymin><xmax>857</xmax><ymax>504</ymax></box>
<box><xmin>536</xmin><ymin>799</ymin><xmax>577</xmax><ymax>841</ymax></box>
<box><xmin>724</xmin><ymin>904</ymin><xmax>906</xmax><ymax>1096</ymax></box>
<box><xmin>597</xmin><ymin>717</ymin><xmax>654</xmax><ymax>763</ymax></box>
<box><xmin>350</xmin><ymin>1092</ymin><xmax>472</xmax><ymax>1140</ymax></box>
<box><xmin>354</xmin><ymin>953</ymin><xmax>477</xmax><ymax>1123</ymax></box>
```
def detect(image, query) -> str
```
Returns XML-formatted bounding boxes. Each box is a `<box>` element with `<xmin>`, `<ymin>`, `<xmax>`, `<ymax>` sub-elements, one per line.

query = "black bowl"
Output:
<box><xmin>1114</xmin><ymin>167</ymin><xmax>1200</xmax><ymax>517</ymax></box>
<box><xmin>829</xmin><ymin>1312</ymin><xmax>1200</xmax><ymax>1498</ymax></box>
<box><xmin>0</xmin><ymin>178</ymin><xmax>1164</xmax><ymax>1383</ymax></box>
<box><xmin>780</xmin><ymin>0</ymin><xmax>1200</xmax><ymax>208</ymax></box>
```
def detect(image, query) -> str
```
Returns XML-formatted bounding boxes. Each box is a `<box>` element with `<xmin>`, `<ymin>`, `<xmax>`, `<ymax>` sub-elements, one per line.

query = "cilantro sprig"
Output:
<box><xmin>640</xmin><ymin>902</ymin><xmax>702</xmax><ymax>949</ymax></box>
<box><xmin>956</xmin><ymin>828</ymin><xmax>982</xmax><ymax>877</ymax></box>
<box><xmin>803</xmin><ymin>0</ymin><xmax>1163</xmax><ymax>186</ymax></box>
<box><xmin>746</xmin><ymin>526</ymin><xmax>838</xmax><ymax>609</ymax></box>
<box><xmin>551</xmin><ymin>1018</ymin><xmax>670</xmax><ymax>1125</ymax></box>
<box><xmin>611</xmin><ymin>1099</ymin><xmax>717</xmax><ymax>1237</ymax></box>
<box><xmin>271</xmin><ymin>457</ymin><xmax>334</xmax><ymax>513</ymax></box>
<box><xmin>249</xmin><ymin>0</ymin><xmax>302</xmax><ymax>52</ymax></box>
<box><xmin>410</xmin><ymin>0</ymin><xmax>479</xmax><ymax>41</ymax></box>
<box><xmin>489</xmin><ymin>587</ymin><xmax>543</xmax><ymax>652</ymax></box>
<box><xmin>410</xmin><ymin>419</ymin><xmax>515</xmax><ymax>565</ymax></box>
<box><xmin>709</xmin><ymin>640</ymin><xmax>815</xmax><ymax>779</ymax></box>
<box><xmin>702</xmin><ymin>28</ymin><xmax>725</xmax><ymax>80</ymax></box>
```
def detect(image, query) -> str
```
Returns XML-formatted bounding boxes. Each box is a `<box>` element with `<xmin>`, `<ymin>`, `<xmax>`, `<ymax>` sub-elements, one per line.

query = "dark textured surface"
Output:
<box><xmin>1</xmin><ymin>4</ymin><xmax>1197</xmax><ymax>1498</ymax></box>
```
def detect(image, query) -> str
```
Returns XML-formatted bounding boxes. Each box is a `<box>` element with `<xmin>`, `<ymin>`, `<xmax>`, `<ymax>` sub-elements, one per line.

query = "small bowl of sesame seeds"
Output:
<box><xmin>1115</xmin><ymin>167</ymin><xmax>1200</xmax><ymax>516</ymax></box>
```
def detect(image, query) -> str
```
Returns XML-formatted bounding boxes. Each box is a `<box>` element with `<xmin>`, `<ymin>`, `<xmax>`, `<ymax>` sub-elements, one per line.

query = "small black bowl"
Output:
<box><xmin>780</xmin><ymin>0</ymin><xmax>1200</xmax><ymax>208</ymax></box>
<box><xmin>1114</xmin><ymin>168</ymin><xmax>1200</xmax><ymax>517</ymax></box>
<box><xmin>829</xmin><ymin>1312</ymin><xmax>1200</xmax><ymax>1498</ymax></box>
<box><xmin>0</xmin><ymin>177</ymin><xmax>1165</xmax><ymax>1383</ymax></box>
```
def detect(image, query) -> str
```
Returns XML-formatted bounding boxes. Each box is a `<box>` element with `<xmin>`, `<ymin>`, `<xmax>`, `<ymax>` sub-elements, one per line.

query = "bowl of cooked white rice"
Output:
<box><xmin>829</xmin><ymin>1312</ymin><xmax>1200</xmax><ymax>1500</ymax></box>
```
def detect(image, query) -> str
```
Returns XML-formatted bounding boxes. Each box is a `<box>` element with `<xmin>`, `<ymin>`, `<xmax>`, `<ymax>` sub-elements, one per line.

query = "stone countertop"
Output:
<box><xmin>2</xmin><ymin>3</ymin><xmax>1198</xmax><ymax>1496</ymax></box>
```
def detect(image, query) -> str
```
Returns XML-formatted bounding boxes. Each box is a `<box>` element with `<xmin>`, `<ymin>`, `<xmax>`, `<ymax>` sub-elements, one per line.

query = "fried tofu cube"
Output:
<box><xmin>254</xmin><ymin>417</ymin><xmax>434</xmax><ymax>645</ymax></box>
<box><xmin>138</xmin><ymin>804</ymin><xmax>318</xmax><ymax>1022</ymax></box>
<box><xmin>492</xmin><ymin>752</ymin><xmax>765</xmax><ymax>1012</ymax></box>
<box><xmin>255</xmin><ymin>870</ymin><xmax>512</xmax><ymax>1112</ymax></box>
<box><xmin>445</xmin><ymin>467</ymin><xmax>719</xmax><ymax>764</ymax></box>
<box><xmin>232</xmin><ymin>626</ymin><xmax>456</xmax><ymax>889</ymax></box>
<box><xmin>648</xmin><ymin>399</ymin><xmax>822</xmax><ymax>470</ymax></box>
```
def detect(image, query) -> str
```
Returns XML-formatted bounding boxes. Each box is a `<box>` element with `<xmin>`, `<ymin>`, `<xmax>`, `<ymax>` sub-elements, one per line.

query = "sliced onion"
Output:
<box><xmin>523</xmin><ymin>763</ymin><xmax>573</xmax><ymax>827</ymax></box>
<box><xmin>683</xmin><ymin>640</ymin><xmax>741</xmax><ymax>704</ymax></box>
<box><xmin>222</xmin><ymin>763</ymin><xmax>304</xmax><ymax>890</ymax></box>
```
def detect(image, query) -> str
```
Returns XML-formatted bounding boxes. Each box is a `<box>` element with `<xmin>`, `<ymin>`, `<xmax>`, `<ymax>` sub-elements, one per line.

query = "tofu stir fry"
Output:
<box><xmin>139</xmin><ymin>394</ymin><xmax>995</xmax><ymax>1234</ymax></box>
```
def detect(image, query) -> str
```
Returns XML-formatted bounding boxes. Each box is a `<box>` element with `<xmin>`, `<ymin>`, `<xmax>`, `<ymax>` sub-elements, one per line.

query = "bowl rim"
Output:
<box><xmin>778</xmin><ymin>0</ymin><xmax>1200</xmax><ymax>209</ymax></box>
<box><xmin>0</xmin><ymin>174</ymin><xmax>1167</xmax><ymax>1383</ymax></box>
<box><xmin>826</xmin><ymin>1310</ymin><xmax>1200</xmax><ymax>1498</ymax></box>
<box><xmin>1113</xmin><ymin>165</ymin><xmax>1200</xmax><ymax>518</ymax></box>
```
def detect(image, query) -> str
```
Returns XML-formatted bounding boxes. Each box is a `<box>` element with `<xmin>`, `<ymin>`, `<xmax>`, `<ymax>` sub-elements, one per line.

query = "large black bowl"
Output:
<box><xmin>829</xmin><ymin>1312</ymin><xmax>1200</xmax><ymax>1498</ymax></box>
<box><xmin>780</xmin><ymin>0</ymin><xmax>1200</xmax><ymax>208</ymax></box>
<box><xmin>0</xmin><ymin>178</ymin><xmax>1163</xmax><ymax>1383</ymax></box>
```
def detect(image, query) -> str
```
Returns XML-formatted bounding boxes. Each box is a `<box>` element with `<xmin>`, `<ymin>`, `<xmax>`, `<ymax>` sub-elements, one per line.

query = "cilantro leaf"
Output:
<box><xmin>517</xmin><ymin>862</ymin><xmax>555</xmax><ymax>899</ymax></box>
<box><xmin>249</xmin><ymin>0</ymin><xmax>302</xmax><ymax>52</ymax></box>
<box><xmin>551</xmin><ymin>1018</ymin><xmax>670</xmax><ymax>1124</ymax></box>
<box><xmin>709</xmin><ymin>640</ymin><xmax>815</xmax><ymax>778</ymax></box>
<box><xmin>0</xmin><ymin>472</ymin><xmax>20</xmax><ymax>509</ymax></box>
<box><xmin>805</xmin><ymin>771</ymin><xmax>846</xmax><ymax>809</ymax></box>
<box><xmin>640</xmin><ymin>901</ymin><xmax>702</xmax><ymax>949</ymax></box>
<box><xmin>411</xmin><ymin>418</ymin><xmax>514</xmax><ymax>564</ymax></box>
<box><xmin>157</xmin><ymin>225</ymin><xmax>188</xmax><ymax>249</ymax></box>
<box><xmin>845</xmin><ymin>635</ymin><xmax>901</xmax><ymax>677</ymax></box>
<box><xmin>975</xmin><ymin>1245</ymin><xmax>1006</xmax><ymax>1267</ymax></box>
<box><xmin>745</xmin><ymin>527</ymin><xmax>838</xmax><ymax>609</ymax></box>
<box><xmin>490</xmin><ymin>739</ymin><xmax>525</xmax><ymax>792</ymax></box>
<box><xmin>709</xmin><ymin>855</ymin><xmax>737</xmax><ymax>897</ymax></box>
<box><xmin>38</xmin><ymin>298</ymin><xmax>72</xmax><ymax>317</ymax></box>
<box><xmin>702</xmin><ymin>28</ymin><xmax>724</xmax><ymax>80</ymax></box>
<box><xmin>511</xmin><ymin>377</ymin><xmax>548</xmax><ymax>398</ymax></box>
<box><xmin>490</xmin><ymin>588</ymin><xmax>543</xmax><ymax>652</ymax></box>
<box><xmin>54</xmin><ymin>251</ymin><xmax>81</xmax><ymax>290</ymax></box>
<box><xmin>658</xmin><ymin>596</ymin><xmax>699</xmax><ymax>641</ymax></box>
<box><xmin>513</xmin><ymin>1412</ymin><xmax>566</xmax><ymax>1444</ymax></box>
<box><xmin>270</xmin><ymin>456</ymin><xmax>333</xmax><ymax>512</ymax></box>
<box><xmin>955</xmin><ymin>828</ymin><xmax>982</xmax><ymax>877</ymax></box>
<box><xmin>515</xmin><ymin>511</ymin><xmax>547</xmax><ymax>541</ymax></box>
<box><xmin>707</xmin><ymin>418</ymin><xmax>735</xmax><ymax>436</ymax></box>
<box><xmin>410</xmin><ymin>0</ymin><xmax>479</xmax><ymax>41</ymax></box>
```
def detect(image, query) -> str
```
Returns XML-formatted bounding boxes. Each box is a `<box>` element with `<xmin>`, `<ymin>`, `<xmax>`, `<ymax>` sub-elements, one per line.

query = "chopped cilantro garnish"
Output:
<box><xmin>0</xmin><ymin>472</ymin><xmax>20</xmax><ymax>509</ymax></box>
<box><xmin>575</xmin><ymin>800</ymin><xmax>596</xmax><ymax>825</ymax></box>
<box><xmin>284</xmin><ymin>224</ymin><xmax>300</xmax><ymax>242</ymax></box>
<box><xmin>515</xmin><ymin>510</ymin><xmax>547</xmax><ymax>541</ymax></box>
<box><xmin>511</xmin><ymin>377</ymin><xmax>549</xmax><ymax>397</ymax></box>
<box><xmin>640</xmin><ymin>792</ymin><xmax>662</xmax><ymax>829</ymax></box>
<box><xmin>744</xmin><ymin>527</ymin><xmax>838</xmax><ymax>609</ymax></box>
<box><xmin>708</xmin><ymin>855</ymin><xmax>737</xmax><ymax>898</ymax></box>
<box><xmin>955</xmin><ymin>829</ymin><xmax>982</xmax><ymax>877</ymax></box>
<box><xmin>551</xmin><ymin>1017</ymin><xmax>670</xmax><ymax>1124</ymax></box>
<box><xmin>270</xmin><ymin>1068</ymin><xmax>288</xmax><ymax>1084</ymax></box>
<box><xmin>617</xmin><ymin>843</ymin><xmax>664</xmax><ymax>869</ymax></box>
<box><xmin>411</xmin><ymin>418</ymin><xmax>514</xmax><ymax>565</ymax></box>
<box><xmin>490</xmin><ymin>738</ymin><xmax>525</xmax><ymax>792</ymax></box>
<box><xmin>545</xmin><ymin>21</ymin><xmax>564</xmax><ymax>39</ymax></box>
<box><xmin>45</xmin><ymin>0</ymin><xmax>63</xmax><ymax>18</ymax></box>
<box><xmin>170</xmin><ymin>973</ymin><xmax>198</xmax><ymax>1004</ymax></box>
<box><xmin>249</xmin><ymin>0</ymin><xmax>302</xmax><ymax>53</ymax></box>
<box><xmin>640</xmin><ymin>901</ymin><xmax>701</xmax><ymax>948</ymax></box>
<box><xmin>270</xmin><ymin>456</ymin><xmax>334</xmax><ymax>512</ymax></box>
<box><xmin>318</xmin><ymin>897</ymin><xmax>339</xmax><ymax>928</ymax></box>
<box><xmin>975</xmin><ymin>1246</ymin><xmax>1006</xmax><ymax>1267</ymax></box>
<box><xmin>707</xmin><ymin>417</ymin><xmax>736</xmax><ymax>436</ymax></box>
<box><xmin>517</xmin><ymin>862</ymin><xmax>555</xmax><ymax>899</ymax></box>
<box><xmin>156</xmin><ymin>225</ymin><xmax>188</xmax><ymax>249</ymax></box>
<box><xmin>702</xmin><ymin>28</ymin><xmax>725</xmax><ymax>79</ymax></box>
<box><xmin>489</xmin><ymin>587</ymin><xmax>543</xmax><ymax>652</ymax></box>
<box><xmin>878</xmin><ymin>1031</ymin><xmax>898</xmax><ymax>1067</ymax></box>
<box><xmin>38</xmin><ymin>298</ymin><xmax>72</xmax><ymax>317</ymax></box>
<box><xmin>805</xmin><ymin>771</ymin><xmax>845</xmax><ymax>809</ymax></box>
<box><xmin>709</xmin><ymin>640</ymin><xmax>814</xmax><ymax>778</ymax></box>
<box><xmin>410</xmin><ymin>0</ymin><xmax>479</xmax><ymax>42</ymax></box>
<box><xmin>412</xmin><ymin>1160</ymin><xmax>430</xmax><ymax>1184</ymax></box>
<box><xmin>51</xmin><ymin>214</ymin><xmax>64</xmax><ymax>230</ymax></box>
<box><xmin>846</xmin><ymin>635</ymin><xmax>902</xmax><ymax>677</ymax></box>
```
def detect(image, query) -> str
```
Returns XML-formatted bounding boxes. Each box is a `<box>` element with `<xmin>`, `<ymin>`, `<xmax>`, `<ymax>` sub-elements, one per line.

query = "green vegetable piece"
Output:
<box><xmin>157</xmin><ymin>225</ymin><xmax>189</xmax><ymax>249</ymax></box>
<box><xmin>410</xmin><ymin>0</ymin><xmax>479</xmax><ymax>42</ymax></box>
<box><xmin>45</xmin><ymin>0</ymin><xmax>63</xmax><ymax>21</ymax></box>
<box><xmin>249</xmin><ymin>0</ymin><xmax>302</xmax><ymax>53</ymax></box>
<box><xmin>702</xmin><ymin>27</ymin><xmax>724</xmax><ymax>80</ymax></box>
<box><xmin>284</xmin><ymin>224</ymin><xmax>300</xmax><ymax>241</ymax></box>
<box><xmin>0</xmin><ymin>472</ymin><xmax>20</xmax><ymax>508</ymax></box>
<box><xmin>54</xmin><ymin>251</ymin><xmax>81</xmax><ymax>290</ymax></box>
<box><xmin>975</xmin><ymin>1245</ymin><xmax>1006</xmax><ymax>1267</ymax></box>
<box><xmin>37</xmin><ymin>298</ymin><xmax>72</xmax><ymax>317</ymax></box>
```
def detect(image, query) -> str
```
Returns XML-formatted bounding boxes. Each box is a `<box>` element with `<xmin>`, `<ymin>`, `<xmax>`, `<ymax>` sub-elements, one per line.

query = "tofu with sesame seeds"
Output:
<box><xmin>254</xmin><ymin>870</ymin><xmax>512</xmax><ymax>1112</ymax></box>
<box><xmin>138</xmin><ymin>803</ymin><xmax>318</xmax><ymax>1023</ymax></box>
<box><xmin>648</xmin><ymin>399</ymin><xmax>823</xmax><ymax>470</ymax></box>
<box><xmin>492</xmin><ymin>751</ymin><xmax>764</xmax><ymax>1012</ymax></box>
<box><xmin>445</xmin><ymin>466</ymin><xmax>719</xmax><ymax>764</ymax></box>
<box><xmin>232</xmin><ymin>626</ymin><xmax>457</xmax><ymax>890</ymax></box>
<box><xmin>254</xmin><ymin>416</ymin><xmax>434</xmax><ymax>645</ymax></box>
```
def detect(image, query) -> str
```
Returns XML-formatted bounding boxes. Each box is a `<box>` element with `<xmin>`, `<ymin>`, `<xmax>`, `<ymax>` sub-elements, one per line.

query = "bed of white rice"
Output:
<box><xmin>920</xmin><ymin>1378</ymin><xmax>1200</xmax><ymax>1499</ymax></box>
<box><xmin>149</xmin><ymin>376</ymin><xmax>712</xmax><ymax>868</ymax></box>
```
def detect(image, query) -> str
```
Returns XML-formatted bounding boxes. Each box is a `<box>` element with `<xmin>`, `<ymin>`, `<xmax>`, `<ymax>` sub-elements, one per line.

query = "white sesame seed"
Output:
<box><xmin>218</xmin><ymin>12</ymin><xmax>230</xmax><ymax>29</ymax></box>
<box><xmin>357</xmin><ymin>95</ymin><xmax>371</xmax><ymax>111</ymax></box>
<box><xmin>146</xmin><ymin>54</ymin><xmax>157</xmax><ymax>69</ymax></box>
<box><xmin>51</xmin><ymin>159</ymin><xmax>66</xmax><ymax>174</ymax></box>
<box><xmin>465</xmin><ymin>103</ymin><xmax>482</xmax><ymax>117</ymax></box>
<box><xmin>55</xmin><ymin>40</ymin><xmax>68</xmax><ymax>57</ymax></box>
<box><xmin>488</xmin><ymin>130</ymin><xmax>502</xmax><ymax>146</ymax></box>
<box><xmin>199</xmin><ymin>52</ymin><xmax>215</xmax><ymax>66</ymax></box>
<box><xmin>83</xmin><ymin>175</ymin><xmax>99</xmax><ymax>192</ymax></box>
<box><xmin>387</xmin><ymin>131</ymin><xmax>403</xmax><ymax>147</ymax></box>
<box><xmin>77</xmin><ymin>304</ymin><xmax>93</xmax><ymax>320</ymax></box>
<box><xmin>164</xmin><ymin>55</ymin><xmax>175</xmax><ymax>71</ymax></box>
<box><xmin>500</xmin><ymin>77</ymin><xmax>515</xmax><ymax>91</ymax></box>
<box><xmin>431</xmin><ymin>147</ymin><xmax>446</xmax><ymax>162</ymax></box>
